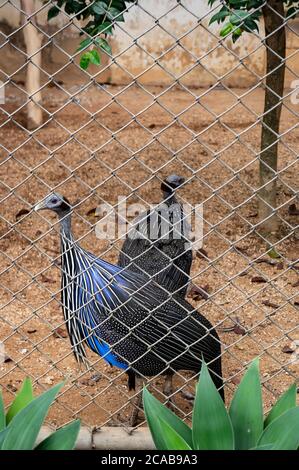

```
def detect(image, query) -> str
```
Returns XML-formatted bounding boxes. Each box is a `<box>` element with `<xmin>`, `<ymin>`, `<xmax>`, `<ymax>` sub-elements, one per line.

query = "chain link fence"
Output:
<box><xmin>0</xmin><ymin>0</ymin><xmax>298</xmax><ymax>435</ymax></box>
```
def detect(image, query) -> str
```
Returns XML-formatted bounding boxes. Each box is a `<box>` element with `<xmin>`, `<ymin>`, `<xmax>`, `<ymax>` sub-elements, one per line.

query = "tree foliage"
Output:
<box><xmin>208</xmin><ymin>1</ymin><xmax>298</xmax><ymax>42</ymax></box>
<box><xmin>48</xmin><ymin>0</ymin><xmax>136</xmax><ymax>68</ymax></box>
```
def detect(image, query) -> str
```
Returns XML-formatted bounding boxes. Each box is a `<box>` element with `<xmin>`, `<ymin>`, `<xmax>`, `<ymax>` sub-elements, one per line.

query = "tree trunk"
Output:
<box><xmin>259</xmin><ymin>0</ymin><xmax>286</xmax><ymax>236</ymax></box>
<box><xmin>21</xmin><ymin>0</ymin><xmax>43</xmax><ymax>130</ymax></box>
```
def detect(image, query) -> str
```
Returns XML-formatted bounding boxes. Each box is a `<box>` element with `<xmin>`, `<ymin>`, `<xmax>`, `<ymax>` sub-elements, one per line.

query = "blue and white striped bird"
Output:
<box><xmin>35</xmin><ymin>193</ymin><xmax>223</xmax><ymax>403</ymax></box>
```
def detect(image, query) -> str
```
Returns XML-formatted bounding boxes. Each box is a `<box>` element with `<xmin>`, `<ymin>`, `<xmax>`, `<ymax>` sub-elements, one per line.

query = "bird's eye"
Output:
<box><xmin>51</xmin><ymin>198</ymin><xmax>58</xmax><ymax>204</ymax></box>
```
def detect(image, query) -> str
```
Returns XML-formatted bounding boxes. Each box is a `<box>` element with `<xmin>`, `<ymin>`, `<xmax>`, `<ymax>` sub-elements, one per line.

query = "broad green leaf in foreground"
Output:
<box><xmin>264</xmin><ymin>383</ymin><xmax>296</xmax><ymax>428</ymax></box>
<box><xmin>35</xmin><ymin>420</ymin><xmax>80</xmax><ymax>450</ymax></box>
<box><xmin>229</xmin><ymin>359</ymin><xmax>263</xmax><ymax>450</ymax></box>
<box><xmin>6</xmin><ymin>377</ymin><xmax>34</xmax><ymax>424</ymax></box>
<box><xmin>155</xmin><ymin>417</ymin><xmax>192</xmax><ymax>451</ymax></box>
<box><xmin>143</xmin><ymin>387</ymin><xmax>192</xmax><ymax>450</ymax></box>
<box><xmin>1</xmin><ymin>382</ymin><xmax>64</xmax><ymax>450</ymax></box>
<box><xmin>192</xmin><ymin>361</ymin><xmax>234</xmax><ymax>450</ymax></box>
<box><xmin>258</xmin><ymin>408</ymin><xmax>299</xmax><ymax>450</ymax></box>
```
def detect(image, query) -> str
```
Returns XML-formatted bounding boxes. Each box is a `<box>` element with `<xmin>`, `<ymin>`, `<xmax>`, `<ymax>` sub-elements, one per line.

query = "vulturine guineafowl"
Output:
<box><xmin>118</xmin><ymin>175</ymin><xmax>193</xmax><ymax>298</ymax></box>
<box><xmin>35</xmin><ymin>193</ymin><xmax>224</xmax><ymax>425</ymax></box>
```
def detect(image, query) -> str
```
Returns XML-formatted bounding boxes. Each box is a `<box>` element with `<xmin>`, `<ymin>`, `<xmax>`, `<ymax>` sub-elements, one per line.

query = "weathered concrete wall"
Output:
<box><xmin>110</xmin><ymin>0</ymin><xmax>265</xmax><ymax>87</ymax></box>
<box><xmin>0</xmin><ymin>0</ymin><xmax>298</xmax><ymax>88</ymax></box>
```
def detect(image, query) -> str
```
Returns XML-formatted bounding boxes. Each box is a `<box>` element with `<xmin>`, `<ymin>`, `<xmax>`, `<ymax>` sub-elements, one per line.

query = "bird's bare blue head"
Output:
<box><xmin>161</xmin><ymin>175</ymin><xmax>185</xmax><ymax>196</ymax></box>
<box><xmin>35</xmin><ymin>193</ymin><xmax>71</xmax><ymax>216</ymax></box>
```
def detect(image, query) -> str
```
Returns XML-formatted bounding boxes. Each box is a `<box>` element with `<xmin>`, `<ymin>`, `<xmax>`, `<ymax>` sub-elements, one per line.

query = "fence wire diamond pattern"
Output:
<box><xmin>0</xmin><ymin>0</ymin><xmax>298</xmax><ymax>433</ymax></box>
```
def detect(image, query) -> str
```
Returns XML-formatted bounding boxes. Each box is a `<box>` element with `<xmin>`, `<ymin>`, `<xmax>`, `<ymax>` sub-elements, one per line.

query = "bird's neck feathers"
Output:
<box><xmin>59</xmin><ymin>211</ymin><xmax>73</xmax><ymax>243</ymax></box>
<box><xmin>162</xmin><ymin>191</ymin><xmax>177</xmax><ymax>205</ymax></box>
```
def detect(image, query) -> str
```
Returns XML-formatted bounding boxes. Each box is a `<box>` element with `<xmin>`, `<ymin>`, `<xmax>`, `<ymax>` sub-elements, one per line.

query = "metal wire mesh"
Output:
<box><xmin>0</xmin><ymin>0</ymin><xmax>298</xmax><ymax>433</ymax></box>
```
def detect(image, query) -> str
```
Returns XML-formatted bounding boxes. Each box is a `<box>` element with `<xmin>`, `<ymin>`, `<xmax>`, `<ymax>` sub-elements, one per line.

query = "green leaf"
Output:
<box><xmin>0</xmin><ymin>428</ymin><xmax>9</xmax><ymax>449</ymax></box>
<box><xmin>89</xmin><ymin>49</ymin><xmax>101</xmax><ymax>65</ymax></box>
<box><xmin>92</xmin><ymin>1</ymin><xmax>107</xmax><ymax>15</ymax></box>
<box><xmin>220</xmin><ymin>22</ymin><xmax>234</xmax><ymax>37</ymax></box>
<box><xmin>209</xmin><ymin>9</ymin><xmax>229</xmax><ymax>25</ymax></box>
<box><xmin>156</xmin><ymin>417</ymin><xmax>192</xmax><ymax>450</ymax></box>
<box><xmin>264</xmin><ymin>384</ymin><xmax>297</xmax><ymax>428</ymax></box>
<box><xmin>192</xmin><ymin>361</ymin><xmax>234</xmax><ymax>450</ymax></box>
<box><xmin>229</xmin><ymin>359</ymin><xmax>263</xmax><ymax>450</ymax></box>
<box><xmin>143</xmin><ymin>387</ymin><xmax>192</xmax><ymax>450</ymax></box>
<box><xmin>1</xmin><ymin>382</ymin><xmax>64</xmax><ymax>450</ymax></box>
<box><xmin>6</xmin><ymin>377</ymin><xmax>34</xmax><ymax>425</ymax></box>
<box><xmin>0</xmin><ymin>390</ymin><xmax>5</xmax><ymax>432</ymax></box>
<box><xmin>95</xmin><ymin>37</ymin><xmax>112</xmax><ymax>55</ymax></box>
<box><xmin>80</xmin><ymin>50</ymin><xmax>101</xmax><ymax>69</ymax></box>
<box><xmin>77</xmin><ymin>37</ymin><xmax>93</xmax><ymax>52</ymax></box>
<box><xmin>108</xmin><ymin>7</ymin><xmax>124</xmax><ymax>21</ymax></box>
<box><xmin>80</xmin><ymin>52</ymin><xmax>91</xmax><ymax>70</ymax></box>
<box><xmin>287</xmin><ymin>7</ymin><xmax>298</xmax><ymax>20</ymax></box>
<box><xmin>267</xmin><ymin>247</ymin><xmax>281</xmax><ymax>259</ymax></box>
<box><xmin>47</xmin><ymin>6</ymin><xmax>60</xmax><ymax>21</ymax></box>
<box><xmin>35</xmin><ymin>420</ymin><xmax>80</xmax><ymax>450</ymax></box>
<box><xmin>230</xmin><ymin>10</ymin><xmax>249</xmax><ymax>25</ymax></box>
<box><xmin>92</xmin><ymin>22</ymin><xmax>113</xmax><ymax>35</ymax></box>
<box><xmin>258</xmin><ymin>408</ymin><xmax>299</xmax><ymax>450</ymax></box>
<box><xmin>250</xmin><ymin>444</ymin><xmax>274</xmax><ymax>450</ymax></box>
<box><xmin>232</xmin><ymin>27</ymin><xmax>243</xmax><ymax>42</ymax></box>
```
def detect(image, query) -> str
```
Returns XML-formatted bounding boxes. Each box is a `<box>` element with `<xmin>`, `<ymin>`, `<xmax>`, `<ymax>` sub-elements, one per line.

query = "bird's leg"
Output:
<box><xmin>163</xmin><ymin>371</ymin><xmax>175</xmax><ymax>409</ymax></box>
<box><xmin>130</xmin><ymin>392</ymin><xmax>142</xmax><ymax>427</ymax></box>
<box><xmin>130</xmin><ymin>378</ymin><xmax>143</xmax><ymax>427</ymax></box>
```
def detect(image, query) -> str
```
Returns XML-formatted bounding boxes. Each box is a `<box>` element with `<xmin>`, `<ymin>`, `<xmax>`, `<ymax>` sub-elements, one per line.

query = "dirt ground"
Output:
<box><xmin>0</xmin><ymin>81</ymin><xmax>298</xmax><ymax>430</ymax></box>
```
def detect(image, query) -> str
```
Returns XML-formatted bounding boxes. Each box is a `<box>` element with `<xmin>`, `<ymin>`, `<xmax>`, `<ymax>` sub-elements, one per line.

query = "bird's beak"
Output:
<box><xmin>34</xmin><ymin>201</ymin><xmax>46</xmax><ymax>211</ymax></box>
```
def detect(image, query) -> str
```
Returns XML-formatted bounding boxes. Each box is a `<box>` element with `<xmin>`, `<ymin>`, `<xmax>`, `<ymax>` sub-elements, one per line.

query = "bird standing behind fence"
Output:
<box><xmin>35</xmin><ymin>193</ymin><xmax>223</xmax><ymax>424</ymax></box>
<box><xmin>118</xmin><ymin>175</ymin><xmax>193</xmax><ymax>298</ymax></box>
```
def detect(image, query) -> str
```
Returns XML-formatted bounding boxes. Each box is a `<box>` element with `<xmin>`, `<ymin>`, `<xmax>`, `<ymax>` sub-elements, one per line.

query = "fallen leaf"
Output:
<box><xmin>282</xmin><ymin>345</ymin><xmax>295</xmax><ymax>354</ymax></box>
<box><xmin>188</xmin><ymin>284</ymin><xmax>209</xmax><ymax>300</ymax></box>
<box><xmin>41</xmin><ymin>273</ymin><xmax>55</xmax><ymax>284</ymax></box>
<box><xmin>239</xmin><ymin>270</ymin><xmax>248</xmax><ymax>277</ymax></box>
<box><xmin>86</xmin><ymin>208</ymin><xmax>97</xmax><ymax>217</ymax></box>
<box><xmin>15</xmin><ymin>208</ymin><xmax>30</xmax><ymax>220</ymax></box>
<box><xmin>262</xmin><ymin>300</ymin><xmax>280</xmax><ymax>309</ymax></box>
<box><xmin>288</xmin><ymin>203</ymin><xmax>299</xmax><ymax>216</ymax></box>
<box><xmin>276</xmin><ymin>262</ymin><xmax>284</xmax><ymax>270</ymax></box>
<box><xmin>251</xmin><ymin>276</ymin><xmax>267</xmax><ymax>283</ymax></box>
<box><xmin>53</xmin><ymin>327</ymin><xmax>68</xmax><ymax>339</ymax></box>
<box><xmin>27</xmin><ymin>328</ymin><xmax>37</xmax><ymax>334</ymax></box>
<box><xmin>253</xmin><ymin>258</ymin><xmax>276</xmax><ymax>266</ymax></box>
<box><xmin>267</xmin><ymin>248</ymin><xmax>281</xmax><ymax>259</ymax></box>
<box><xmin>292</xmin><ymin>279</ymin><xmax>299</xmax><ymax>288</ymax></box>
<box><xmin>233</xmin><ymin>325</ymin><xmax>246</xmax><ymax>336</ymax></box>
